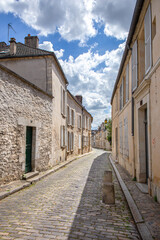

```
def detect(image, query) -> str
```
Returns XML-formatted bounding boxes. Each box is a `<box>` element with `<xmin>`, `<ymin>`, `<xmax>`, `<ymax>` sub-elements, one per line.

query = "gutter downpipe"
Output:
<box><xmin>82</xmin><ymin>107</ymin><xmax>84</xmax><ymax>155</ymax></box>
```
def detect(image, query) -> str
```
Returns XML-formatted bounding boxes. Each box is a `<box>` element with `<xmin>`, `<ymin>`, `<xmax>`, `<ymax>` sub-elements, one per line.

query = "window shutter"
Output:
<box><xmin>67</xmin><ymin>131</ymin><xmax>69</xmax><ymax>151</ymax></box>
<box><xmin>69</xmin><ymin>108</ymin><xmax>71</xmax><ymax>126</ymax></box>
<box><xmin>132</xmin><ymin>40</ymin><xmax>138</xmax><ymax>92</ymax></box>
<box><xmin>79</xmin><ymin>135</ymin><xmax>81</xmax><ymax>149</ymax></box>
<box><xmin>65</xmin><ymin>127</ymin><xmax>67</xmax><ymax>146</ymax></box>
<box><xmin>61</xmin><ymin>87</ymin><xmax>63</xmax><ymax>114</ymax></box>
<box><xmin>61</xmin><ymin>126</ymin><xmax>63</xmax><ymax>147</ymax></box>
<box><xmin>65</xmin><ymin>90</ymin><xmax>67</xmax><ymax>116</ymax></box>
<box><xmin>120</xmin><ymin>79</ymin><xmax>123</xmax><ymax>110</ymax></box>
<box><xmin>145</xmin><ymin>4</ymin><xmax>152</xmax><ymax>74</ymax></box>
<box><xmin>73</xmin><ymin>110</ymin><xmax>75</xmax><ymax>127</ymax></box>
<box><xmin>73</xmin><ymin>133</ymin><xmax>74</xmax><ymax>150</ymax></box>
<box><xmin>126</xmin><ymin>64</ymin><xmax>129</xmax><ymax>102</ymax></box>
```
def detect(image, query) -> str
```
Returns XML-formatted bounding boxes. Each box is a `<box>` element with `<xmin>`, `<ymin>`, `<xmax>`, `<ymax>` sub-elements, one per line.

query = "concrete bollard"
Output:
<box><xmin>102</xmin><ymin>183</ymin><xmax>115</xmax><ymax>204</ymax></box>
<box><xmin>103</xmin><ymin>171</ymin><xmax>112</xmax><ymax>183</ymax></box>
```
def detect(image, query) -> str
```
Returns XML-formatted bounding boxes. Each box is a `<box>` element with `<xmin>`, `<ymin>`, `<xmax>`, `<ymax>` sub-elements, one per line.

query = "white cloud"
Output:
<box><xmin>92</xmin><ymin>0</ymin><xmax>136</xmax><ymax>40</ymax></box>
<box><xmin>39</xmin><ymin>41</ymin><xmax>64</xmax><ymax>58</ymax></box>
<box><xmin>59</xmin><ymin>42</ymin><xmax>125</xmax><ymax>128</ymax></box>
<box><xmin>0</xmin><ymin>0</ymin><xmax>136</xmax><ymax>43</ymax></box>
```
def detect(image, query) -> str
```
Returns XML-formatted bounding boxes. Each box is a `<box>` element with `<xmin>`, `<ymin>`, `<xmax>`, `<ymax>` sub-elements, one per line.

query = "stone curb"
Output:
<box><xmin>109</xmin><ymin>154</ymin><xmax>153</xmax><ymax>240</ymax></box>
<box><xmin>0</xmin><ymin>151</ymin><xmax>93</xmax><ymax>201</ymax></box>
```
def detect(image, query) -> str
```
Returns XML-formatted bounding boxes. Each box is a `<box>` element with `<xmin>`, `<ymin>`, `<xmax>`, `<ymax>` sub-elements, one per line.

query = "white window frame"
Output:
<box><xmin>60</xmin><ymin>125</ymin><xmax>66</xmax><ymax>148</ymax></box>
<box><xmin>119</xmin><ymin>121</ymin><xmax>123</xmax><ymax>154</ymax></box>
<box><xmin>79</xmin><ymin>135</ymin><xmax>81</xmax><ymax>149</ymax></box>
<box><xmin>144</xmin><ymin>4</ymin><xmax>152</xmax><ymax>74</ymax></box>
<box><xmin>61</xmin><ymin>86</ymin><xmax>66</xmax><ymax>117</ymax></box>
<box><xmin>120</xmin><ymin>79</ymin><xmax>123</xmax><ymax>111</ymax></box>
<box><xmin>126</xmin><ymin>63</ymin><xmax>129</xmax><ymax>103</ymax></box>
<box><xmin>132</xmin><ymin>40</ymin><xmax>138</xmax><ymax>92</ymax></box>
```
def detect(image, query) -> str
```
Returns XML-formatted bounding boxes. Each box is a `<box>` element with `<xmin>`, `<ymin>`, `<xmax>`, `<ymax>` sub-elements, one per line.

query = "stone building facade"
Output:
<box><xmin>0</xmin><ymin>64</ymin><xmax>53</xmax><ymax>184</ymax></box>
<box><xmin>111</xmin><ymin>0</ymin><xmax>160</xmax><ymax>202</ymax></box>
<box><xmin>0</xmin><ymin>35</ymin><xmax>92</xmax><ymax>184</ymax></box>
<box><xmin>67</xmin><ymin>91</ymin><xmax>92</xmax><ymax>159</ymax></box>
<box><xmin>91</xmin><ymin>122</ymin><xmax>111</xmax><ymax>151</ymax></box>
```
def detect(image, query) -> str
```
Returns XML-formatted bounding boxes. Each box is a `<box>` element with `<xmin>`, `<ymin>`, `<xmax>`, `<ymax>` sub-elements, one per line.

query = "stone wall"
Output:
<box><xmin>0</xmin><ymin>66</ymin><xmax>53</xmax><ymax>184</ymax></box>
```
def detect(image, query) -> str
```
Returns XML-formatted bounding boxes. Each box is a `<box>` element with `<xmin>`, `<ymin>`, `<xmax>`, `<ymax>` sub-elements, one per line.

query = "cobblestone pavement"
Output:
<box><xmin>116</xmin><ymin>163</ymin><xmax>160</xmax><ymax>240</ymax></box>
<box><xmin>0</xmin><ymin>149</ymin><xmax>140</xmax><ymax>240</ymax></box>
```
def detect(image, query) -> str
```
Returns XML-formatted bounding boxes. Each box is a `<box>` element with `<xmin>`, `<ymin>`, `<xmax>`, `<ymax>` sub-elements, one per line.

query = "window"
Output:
<box><xmin>71</xmin><ymin>109</ymin><xmax>75</xmax><ymax>127</ymax></box>
<box><xmin>126</xmin><ymin>64</ymin><xmax>129</xmax><ymax>102</ymax></box>
<box><xmin>79</xmin><ymin>135</ymin><xmax>81</xmax><ymax>149</ymax></box>
<box><xmin>61</xmin><ymin>86</ymin><xmax>66</xmax><ymax>116</ymax></box>
<box><xmin>88</xmin><ymin>118</ymin><xmax>91</xmax><ymax>130</ymax></box>
<box><xmin>119</xmin><ymin>121</ymin><xmax>123</xmax><ymax>154</ymax></box>
<box><xmin>132</xmin><ymin>40</ymin><xmax>138</xmax><ymax>92</ymax></box>
<box><xmin>123</xmin><ymin>118</ymin><xmax>129</xmax><ymax>157</ymax></box>
<box><xmin>86</xmin><ymin>116</ymin><xmax>88</xmax><ymax>130</ymax></box>
<box><xmin>67</xmin><ymin>131</ymin><xmax>70</xmax><ymax>152</ymax></box>
<box><xmin>77</xmin><ymin>114</ymin><xmax>82</xmax><ymax>129</ymax></box>
<box><xmin>120</xmin><ymin>79</ymin><xmax>123</xmax><ymax>110</ymax></box>
<box><xmin>67</xmin><ymin>106</ymin><xmax>70</xmax><ymax>125</ymax></box>
<box><xmin>61</xmin><ymin>125</ymin><xmax>66</xmax><ymax>148</ymax></box>
<box><xmin>83</xmin><ymin>115</ymin><xmax>86</xmax><ymax>129</ymax></box>
<box><xmin>145</xmin><ymin>4</ymin><xmax>152</xmax><ymax>74</ymax></box>
<box><xmin>71</xmin><ymin>132</ymin><xmax>74</xmax><ymax>151</ymax></box>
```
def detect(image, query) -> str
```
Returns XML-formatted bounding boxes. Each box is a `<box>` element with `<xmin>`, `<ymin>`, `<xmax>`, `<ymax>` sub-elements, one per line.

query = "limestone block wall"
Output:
<box><xmin>0</xmin><ymin>67</ymin><xmax>53</xmax><ymax>184</ymax></box>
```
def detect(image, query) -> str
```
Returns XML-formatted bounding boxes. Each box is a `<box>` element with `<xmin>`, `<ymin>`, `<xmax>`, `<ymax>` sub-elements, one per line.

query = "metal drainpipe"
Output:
<box><xmin>45</xmin><ymin>57</ymin><xmax>48</xmax><ymax>93</ymax></box>
<box><xmin>82</xmin><ymin>107</ymin><xmax>84</xmax><ymax>154</ymax></box>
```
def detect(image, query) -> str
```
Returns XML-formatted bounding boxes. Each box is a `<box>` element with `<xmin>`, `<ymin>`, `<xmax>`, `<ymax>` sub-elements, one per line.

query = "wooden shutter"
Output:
<box><xmin>61</xmin><ymin>126</ymin><xmax>63</xmax><ymax>147</ymax></box>
<box><xmin>65</xmin><ymin>90</ymin><xmax>67</xmax><ymax>116</ymax></box>
<box><xmin>79</xmin><ymin>135</ymin><xmax>81</xmax><ymax>149</ymax></box>
<box><xmin>72</xmin><ymin>133</ymin><xmax>74</xmax><ymax>150</ymax></box>
<box><xmin>145</xmin><ymin>4</ymin><xmax>152</xmax><ymax>74</ymax></box>
<box><xmin>69</xmin><ymin>108</ymin><xmax>71</xmax><ymax>125</ymax></box>
<box><xmin>73</xmin><ymin>110</ymin><xmax>75</xmax><ymax>127</ymax></box>
<box><xmin>119</xmin><ymin>122</ymin><xmax>123</xmax><ymax>154</ymax></box>
<box><xmin>126</xmin><ymin>64</ymin><xmax>129</xmax><ymax>102</ymax></box>
<box><xmin>65</xmin><ymin>127</ymin><xmax>67</xmax><ymax>146</ymax></box>
<box><xmin>132</xmin><ymin>40</ymin><xmax>138</xmax><ymax>92</ymax></box>
<box><xmin>61</xmin><ymin>86</ymin><xmax>63</xmax><ymax>114</ymax></box>
<box><xmin>120</xmin><ymin>79</ymin><xmax>123</xmax><ymax>110</ymax></box>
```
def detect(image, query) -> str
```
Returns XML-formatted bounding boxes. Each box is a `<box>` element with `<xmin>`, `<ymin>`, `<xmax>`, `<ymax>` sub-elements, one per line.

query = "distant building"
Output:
<box><xmin>91</xmin><ymin>122</ymin><xmax>111</xmax><ymax>151</ymax></box>
<box><xmin>0</xmin><ymin>35</ymin><xmax>92</xmax><ymax>184</ymax></box>
<box><xmin>111</xmin><ymin>0</ymin><xmax>160</xmax><ymax>202</ymax></box>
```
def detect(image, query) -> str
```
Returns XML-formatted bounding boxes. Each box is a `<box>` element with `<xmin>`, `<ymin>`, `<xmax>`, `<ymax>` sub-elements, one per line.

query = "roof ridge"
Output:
<box><xmin>17</xmin><ymin>42</ymin><xmax>53</xmax><ymax>54</ymax></box>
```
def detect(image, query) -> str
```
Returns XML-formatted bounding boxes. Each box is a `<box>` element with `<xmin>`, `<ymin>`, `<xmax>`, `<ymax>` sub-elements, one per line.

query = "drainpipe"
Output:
<box><xmin>82</xmin><ymin>107</ymin><xmax>84</xmax><ymax>154</ymax></box>
<box><xmin>132</xmin><ymin>97</ymin><xmax>136</xmax><ymax>178</ymax></box>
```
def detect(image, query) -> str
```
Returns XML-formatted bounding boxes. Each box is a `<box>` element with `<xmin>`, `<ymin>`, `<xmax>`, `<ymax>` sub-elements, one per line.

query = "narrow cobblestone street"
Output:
<box><xmin>0</xmin><ymin>149</ymin><xmax>140</xmax><ymax>240</ymax></box>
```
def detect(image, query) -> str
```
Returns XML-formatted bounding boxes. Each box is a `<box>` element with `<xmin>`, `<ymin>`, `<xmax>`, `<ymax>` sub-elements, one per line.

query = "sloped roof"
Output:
<box><xmin>0</xmin><ymin>42</ymin><xmax>52</xmax><ymax>57</ymax></box>
<box><xmin>0</xmin><ymin>42</ymin><xmax>68</xmax><ymax>84</ymax></box>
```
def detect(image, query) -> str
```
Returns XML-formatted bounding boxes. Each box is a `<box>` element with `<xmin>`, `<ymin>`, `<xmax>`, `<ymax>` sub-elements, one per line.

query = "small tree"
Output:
<box><xmin>105</xmin><ymin>119</ymin><xmax>112</xmax><ymax>145</ymax></box>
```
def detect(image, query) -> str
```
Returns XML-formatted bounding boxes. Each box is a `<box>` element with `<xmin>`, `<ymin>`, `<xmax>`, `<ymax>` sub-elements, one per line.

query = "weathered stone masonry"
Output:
<box><xmin>0</xmin><ymin>66</ymin><xmax>53</xmax><ymax>184</ymax></box>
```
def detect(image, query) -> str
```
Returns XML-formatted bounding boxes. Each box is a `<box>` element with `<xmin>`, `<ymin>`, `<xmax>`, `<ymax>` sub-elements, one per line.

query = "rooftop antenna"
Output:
<box><xmin>8</xmin><ymin>23</ymin><xmax>16</xmax><ymax>43</ymax></box>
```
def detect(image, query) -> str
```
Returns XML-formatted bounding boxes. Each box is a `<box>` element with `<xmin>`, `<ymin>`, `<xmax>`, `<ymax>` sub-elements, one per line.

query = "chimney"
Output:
<box><xmin>75</xmin><ymin>95</ymin><xmax>83</xmax><ymax>104</ymax></box>
<box><xmin>0</xmin><ymin>42</ymin><xmax>7</xmax><ymax>51</ymax></box>
<box><xmin>9</xmin><ymin>38</ymin><xmax>16</xmax><ymax>55</ymax></box>
<box><xmin>25</xmin><ymin>34</ymin><xmax>39</xmax><ymax>48</ymax></box>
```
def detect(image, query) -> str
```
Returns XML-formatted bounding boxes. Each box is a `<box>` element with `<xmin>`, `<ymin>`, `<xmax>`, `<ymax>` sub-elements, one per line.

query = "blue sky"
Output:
<box><xmin>0</xmin><ymin>0</ymin><xmax>136</xmax><ymax>129</ymax></box>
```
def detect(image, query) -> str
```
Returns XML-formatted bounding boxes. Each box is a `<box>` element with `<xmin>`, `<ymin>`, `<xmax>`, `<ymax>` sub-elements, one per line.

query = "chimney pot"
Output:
<box><xmin>9</xmin><ymin>38</ymin><xmax>16</xmax><ymax>55</ymax></box>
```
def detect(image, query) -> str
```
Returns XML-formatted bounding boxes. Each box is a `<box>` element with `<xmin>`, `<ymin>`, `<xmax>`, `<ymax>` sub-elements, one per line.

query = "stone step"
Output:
<box><xmin>23</xmin><ymin>171</ymin><xmax>39</xmax><ymax>180</ymax></box>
